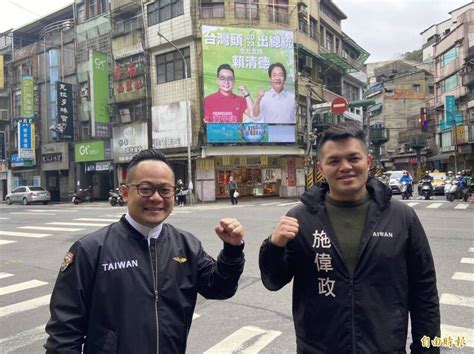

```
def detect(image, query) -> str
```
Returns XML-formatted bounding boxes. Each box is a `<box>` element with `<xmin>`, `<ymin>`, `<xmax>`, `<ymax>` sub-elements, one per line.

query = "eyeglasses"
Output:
<box><xmin>128</xmin><ymin>183</ymin><xmax>176</xmax><ymax>198</ymax></box>
<box><xmin>218</xmin><ymin>76</ymin><xmax>234</xmax><ymax>82</ymax></box>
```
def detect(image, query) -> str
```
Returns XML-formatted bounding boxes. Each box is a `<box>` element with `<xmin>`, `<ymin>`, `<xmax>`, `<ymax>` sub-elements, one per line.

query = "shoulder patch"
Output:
<box><xmin>60</xmin><ymin>251</ymin><xmax>74</xmax><ymax>272</ymax></box>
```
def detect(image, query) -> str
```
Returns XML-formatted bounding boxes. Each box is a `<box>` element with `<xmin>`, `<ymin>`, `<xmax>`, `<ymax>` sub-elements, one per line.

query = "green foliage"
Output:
<box><xmin>402</xmin><ymin>49</ymin><xmax>423</xmax><ymax>62</ymax></box>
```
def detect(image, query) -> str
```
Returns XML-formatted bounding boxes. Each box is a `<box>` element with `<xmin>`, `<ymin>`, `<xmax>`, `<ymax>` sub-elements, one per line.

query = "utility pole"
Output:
<box><xmin>305</xmin><ymin>84</ymin><xmax>314</xmax><ymax>189</ymax></box>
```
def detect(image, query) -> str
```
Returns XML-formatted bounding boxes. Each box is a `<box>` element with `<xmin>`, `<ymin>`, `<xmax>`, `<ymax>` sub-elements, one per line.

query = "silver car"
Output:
<box><xmin>5</xmin><ymin>186</ymin><xmax>51</xmax><ymax>205</ymax></box>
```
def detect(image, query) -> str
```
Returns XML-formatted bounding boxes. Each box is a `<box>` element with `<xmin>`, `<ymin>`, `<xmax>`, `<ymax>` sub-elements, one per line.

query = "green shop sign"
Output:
<box><xmin>75</xmin><ymin>140</ymin><xmax>105</xmax><ymax>162</ymax></box>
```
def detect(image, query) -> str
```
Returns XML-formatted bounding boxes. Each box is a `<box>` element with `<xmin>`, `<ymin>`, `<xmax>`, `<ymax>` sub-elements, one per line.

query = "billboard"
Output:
<box><xmin>75</xmin><ymin>140</ymin><xmax>111</xmax><ymax>162</ymax></box>
<box><xmin>440</xmin><ymin>95</ymin><xmax>463</xmax><ymax>131</ymax></box>
<box><xmin>202</xmin><ymin>25</ymin><xmax>295</xmax><ymax>144</ymax></box>
<box><xmin>52</xmin><ymin>82</ymin><xmax>74</xmax><ymax>140</ymax></box>
<box><xmin>152</xmin><ymin>101</ymin><xmax>188</xmax><ymax>149</ymax></box>
<box><xmin>90</xmin><ymin>50</ymin><xmax>110</xmax><ymax>138</ymax></box>
<box><xmin>0</xmin><ymin>55</ymin><xmax>3</xmax><ymax>90</ymax></box>
<box><xmin>21</xmin><ymin>76</ymin><xmax>34</xmax><ymax>118</ymax></box>
<box><xmin>18</xmin><ymin>120</ymin><xmax>35</xmax><ymax>159</ymax></box>
<box><xmin>113</xmin><ymin>122</ymin><xmax>148</xmax><ymax>163</ymax></box>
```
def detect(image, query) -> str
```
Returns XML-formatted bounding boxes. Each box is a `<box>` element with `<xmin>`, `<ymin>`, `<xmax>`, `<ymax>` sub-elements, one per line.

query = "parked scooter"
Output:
<box><xmin>400</xmin><ymin>181</ymin><xmax>412</xmax><ymax>200</ymax></box>
<box><xmin>72</xmin><ymin>186</ymin><xmax>93</xmax><ymax>204</ymax></box>
<box><xmin>419</xmin><ymin>178</ymin><xmax>433</xmax><ymax>200</ymax></box>
<box><xmin>108</xmin><ymin>188</ymin><xmax>125</xmax><ymax>206</ymax></box>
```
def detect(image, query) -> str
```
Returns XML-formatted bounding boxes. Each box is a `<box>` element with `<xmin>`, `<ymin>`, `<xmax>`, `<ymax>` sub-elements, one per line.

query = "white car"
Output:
<box><xmin>384</xmin><ymin>171</ymin><xmax>405</xmax><ymax>194</ymax></box>
<box><xmin>5</xmin><ymin>186</ymin><xmax>51</xmax><ymax>205</ymax></box>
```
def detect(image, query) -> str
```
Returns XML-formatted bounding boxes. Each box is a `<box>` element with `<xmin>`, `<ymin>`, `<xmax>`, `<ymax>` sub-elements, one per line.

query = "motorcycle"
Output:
<box><xmin>400</xmin><ymin>181</ymin><xmax>411</xmax><ymax>200</ymax></box>
<box><xmin>72</xmin><ymin>187</ymin><xmax>93</xmax><ymax>204</ymax></box>
<box><xmin>108</xmin><ymin>188</ymin><xmax>125</xmax><ymax>206</ymax></box>
<box><xmin>419</xmin><ymin>179</ymin><xmax>433</xmax><ymax>200</ymax></box>
<box><xmin>445</xmin><ymin>180</ymin><xmax>458</xmax><ymax>202</ymax></box>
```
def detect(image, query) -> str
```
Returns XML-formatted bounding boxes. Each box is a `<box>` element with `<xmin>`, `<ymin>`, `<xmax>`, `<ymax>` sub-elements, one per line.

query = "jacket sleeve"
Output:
<box><xmin>44</xmin><ymin>241</ymin><xmax>95</xmax><ymax>353</ymax></box>
<box><xmin>406</xmin><ymin>209</ymin><xmax>441</xmax><ymax>353</ymax></box>
<box><xmin>259</xmin><ymin>237</ymin><xmax>296</xmax><ymax>291</ymax></box>
<box><xmin>197</xmin><ymin>241</ymin><xmax>245</xmax><ymax>299</ymax></box>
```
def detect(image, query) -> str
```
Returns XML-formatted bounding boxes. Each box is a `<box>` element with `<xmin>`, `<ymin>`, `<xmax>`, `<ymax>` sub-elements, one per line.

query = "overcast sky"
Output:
<box><xmin>1</xmin><ymin>0</ymin><xmax>472</xmax><ymax>63</ymax></box>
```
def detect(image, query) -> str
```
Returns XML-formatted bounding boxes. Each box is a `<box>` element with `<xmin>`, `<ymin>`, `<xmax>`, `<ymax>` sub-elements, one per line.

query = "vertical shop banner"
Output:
<box><xmin>0</xmin><ymin>131</ymin><xmax>5</xmax><ymax>160</ymax></box>
<box><xmin>55</xmin><ymin>82</ymin><xmax>74</xmax><ymax>140</ymax></box>
<box><xmin>113</xmin><ymin>122</ymin><xmax>148</xmax><ymax>162</ymax></box>
<box><xmin>21</xmin><ymin>76</ymin><xmax>35</xmax><ymax>118</ymax></box>
<box><xmin>202</xmin><ymin>25</ymin><xmax>295</xmax><ymax>144</ymax></box>
<box><xmin>151</xmin><ymin>102</ymin><xmax>188</xmax><ymax>149</ymax></box>
<box><xmin>18</xmin><ymin>120</ymin><xmax>35</xmax><ymax>159</ymax></box>
<box><xmin>90</xmin><ymin>50</ymin><xmax>110</xmax><ymax>138</ymax></box>
<box><xmin>0</xmin><ymin>55</ymin><xmax>4</xmax><ymax>90</ymax></box>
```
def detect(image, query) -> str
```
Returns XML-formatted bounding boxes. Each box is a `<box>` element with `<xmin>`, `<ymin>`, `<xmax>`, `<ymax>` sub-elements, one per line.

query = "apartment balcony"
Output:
<box><xmin>111</xmin><ymin>0</ymin><xmax>142</xmax><ymax>15</ymax></box>
<box><xmin>370</xmin><ymin>127</ymin><xmax>389</xmax><ymax>145</ymax></box>
<box><xmin>408</xmin><ymin>134</ymin><xmax>426</xmax><ymax>149</ymax></box>
<box><xmin>462</xmin><ymin>71</ymin><xmax>474</xmax><ymax>88</ymax></box>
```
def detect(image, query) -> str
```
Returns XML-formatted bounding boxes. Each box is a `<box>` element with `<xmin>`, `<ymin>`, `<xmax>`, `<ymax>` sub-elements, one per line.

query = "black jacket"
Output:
<box><xmin>45</xmin><ymin>216</ymin><xmax>245</xmax><ymax>354</ymax></box>
<box><xmin>259</xmin><ymin>177</ymin><xmax>440</xmax><ymax>353</ymax></box>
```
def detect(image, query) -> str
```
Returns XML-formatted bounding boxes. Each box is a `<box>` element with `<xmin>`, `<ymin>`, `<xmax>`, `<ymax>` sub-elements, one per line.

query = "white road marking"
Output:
<box><xmin>440</xmin><ymin>293</ymin><xmax>474</xmax><ymax>308</ymax></box>
<box><xmin>0</xmin><ymin>294</ymin><xmax>51</xmax><ymax>318</ymax></box>
<box><xmin>454</xmin><ymin>204</ymin><xmax>470</xmax><ymax>210</ymax></box>
<box><xmin>469</xmin><ymin>248</ymin><xmax>474</xmax><ymax>253</ymax></box>
<box><xmin>0</xmin><ymin>240</ymin><xmax>16</xmax><ymax>246</ymax></box>
<box><xmin>0</xmin><ymin>325</ymin><xmax>46</xmax><ymax>353</ymax></box>
<box><xmin>74</xmin><ymin>218</ymin><xmax>118</xmax><ymax>222</ymax></box>
<box><xmin>193</xmin><ymin>313</ymin><xmax>201</xmax><ymax>320</ymax></box>
<box><xmin>441</xmin><ymin>324</ymin><xmax>474</xmax><ymax>348</ymax></box>
<box><xmin>9</xmin><ymin>212</ymin><xmax>56</xmax><ymax>216</ymax></box>
<box><xmin>460</xmin><ymin>258</ymin><xmax>474</xmax><ymax>264</ymax></box>
<box><xmin>0</xmin><ymin>273</ymin><xmax>13</xmax><ymax>279</ymax></box>
<box><xmin>0</xmin><ymin>231</ymin><xmax>52</xmax><ymax>238</ymax></box>
<box><xmin>260</xmin><ymin>202</ymin><xmax>279</xmax><ymax>206</ymax></box>
<box><xmin>277</xmin><ymin>202</ymin><xmax>300</xmax><ymax>207</ymax></box>
<box><xmin>26</xmin><ymin>209</ymin><xmax>76</xmax><ymax>213</ymax></box>
<box><xmin>406</xmin><ymin>202</ymin><xmax>419</xmax><ymax>207</ymax></box>
<box><xmin>47</xmin><ymin>222</ymin><xmax>109</xmax><ymax>227</ymax></box>
<box><xmin>0</xmin><ymin>280</ymin><xmax>48</xmax><ymax>296</ymax></box>
<box><xmin>0</xmin><ymin>217</ymin><xmax>9</xmax><ymax>220</ymax></box>
<box><xmin>452</xmin><ymin>272</ymin><xmax>474</xmax><ymax>282</ymax></box>
<box><xmin>203</xmin><ymin>326</ymin><xmax>281</xmax><ymax>354</ymax></box>
<box><xmin>426</xmin><ymin>203</ymin><xmax>443</xmax><ymax>209</ymax></box>
<box><xmin>18</xmin><ymin>226</ymin><xmax>84</xmax><ymax>232</ymax></box>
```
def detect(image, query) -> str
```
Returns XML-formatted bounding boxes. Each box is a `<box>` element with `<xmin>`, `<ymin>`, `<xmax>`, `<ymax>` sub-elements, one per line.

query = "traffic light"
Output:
<box><xmin>420</xmin><ymin>107</ymin><xmax>428</xmax><ymax>132</ymax></box>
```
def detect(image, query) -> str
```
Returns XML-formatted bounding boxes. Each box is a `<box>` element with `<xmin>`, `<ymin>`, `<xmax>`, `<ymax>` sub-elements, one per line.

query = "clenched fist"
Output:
<box><xmin>215</xmin><ymin>218</ymin><xmax>244</xmax><ymax>246</ymax></box>
<box><xmin>270</xmin><ymin>216</ymin><xmax>299</xmax><ymax>247</ymax></box>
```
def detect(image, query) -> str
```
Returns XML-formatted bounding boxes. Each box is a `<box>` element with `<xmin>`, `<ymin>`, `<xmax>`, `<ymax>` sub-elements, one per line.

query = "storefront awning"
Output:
<box><xmin>201</xmin><ymin>145</ymin><xmax>305</xmax><ymax>157</ymax></box>
<box><xmin>427</xmin><ymin>153</ymin><xmax>454</xmax><ymax>161</ymax></box>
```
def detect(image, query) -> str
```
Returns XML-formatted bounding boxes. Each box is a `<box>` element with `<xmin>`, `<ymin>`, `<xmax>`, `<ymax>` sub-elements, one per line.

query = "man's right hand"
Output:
<box><xmin>270</xmin><ymin>216</ymin><xmax>299</xmax><ymax>247</ymax></box>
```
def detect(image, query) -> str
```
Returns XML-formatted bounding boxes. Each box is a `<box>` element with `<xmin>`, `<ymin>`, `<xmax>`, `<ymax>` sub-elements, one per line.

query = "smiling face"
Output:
<box><xmin>270</xmin><ymin>66</ymin><xmax>286</xmax><ymax>93</ymax></box>
<box><xmin>217</xmin><ymin>68</ymin><xmax>235</xmax><ymax>95</ymax></box>
<box><xmin>122</xmin><ymin>160</ymin><xmax>175</xmax><ymax>227</ymax></box>
<box><xmin>318</xmin><ymin>137</ymin><xmax>372</xmax><ymax>201</ymax></box>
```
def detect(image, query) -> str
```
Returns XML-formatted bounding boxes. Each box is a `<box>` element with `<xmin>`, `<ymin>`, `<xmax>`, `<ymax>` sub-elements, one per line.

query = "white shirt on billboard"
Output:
<box><xmin>258</xmin><ymin>88</ymin><xmax>295</xmax><ymax>124</ymax></box>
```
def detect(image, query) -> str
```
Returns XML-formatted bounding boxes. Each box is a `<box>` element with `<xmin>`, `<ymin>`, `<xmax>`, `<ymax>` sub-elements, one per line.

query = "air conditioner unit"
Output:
<box><xmin>304</xmin><ymin>56</ymin><xmax>313</xmax><ymax>69</ymax></box>
<box><xmin>342</xmin><ymin>51</ymin><xmax>348</xmax><ymax>59</ymax></box>
<box><xmin>0</xmin><ymin>110</ymin><xmax>8</xmax><ymax>121</ymax></box>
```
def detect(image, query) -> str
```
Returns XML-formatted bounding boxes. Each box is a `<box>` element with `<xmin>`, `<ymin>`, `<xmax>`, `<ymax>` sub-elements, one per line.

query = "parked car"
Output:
<box><xmin>430</xmin><ymin>172</ymin><xmax>447</xmax><ymax>195</ymax></box>
<box><xmin>5</xmin><ymin>186</ymin><xmax>51</xmax><ymax>205</ymax></box>
<box><xmin>385</xmin><ymin>170</ymin><xmax>405</xmax><ymax>194</ymax></box>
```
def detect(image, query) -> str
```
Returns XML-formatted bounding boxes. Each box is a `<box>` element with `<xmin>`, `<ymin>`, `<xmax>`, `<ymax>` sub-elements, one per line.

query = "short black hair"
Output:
<box><xmin>268</xmin><ymin>63</ymin><xmax>286</xmax><ymax>80</ymax></box>
<box><xmin>126</xmin><ymin>149</ymin><xmax>173</xmax><ymax>183</ymax></box>
<box><xmin>317</xmin><ymin>122</ymin><xmax>367</xmax><ymax>157</ymax></box>
<box><xmin>217</xmin><ymin>64</ymin><xmax>234</xmax><ymax>77</ymax></box>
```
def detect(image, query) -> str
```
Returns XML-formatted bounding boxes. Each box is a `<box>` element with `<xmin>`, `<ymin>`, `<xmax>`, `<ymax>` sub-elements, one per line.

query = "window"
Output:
<box><xmin>156</xmin><ymin>47</ymin><xmax>190</xmax><ymax>84</ymax></box>
<box><xmin>310</xmin><ymin>18</ymin><xmax>318</xmax><ymax>40</ymax></box>
<box><xmin>89</xmin><ymin>0</ymin><xmax>97</xmax><ymax>18</ymax></box>
<box><xmin>148</xmin><ymin>0</ymin><xmax>184</xmax><ymax>26</ymax></box>
<box><xmin>440</xmin><ymin>74</ymin><xmax>459</xmax><ymax>93</ymax></box>
<box><xmin>441</xmin><ymin>46</ymin><xmax>458</xmax><ymax>67</ymax></box>
<box><xmin>298</xmin><ymin>16</ymin><xmax>308</xmax><ymax>34</ymax></box>
<box><xmin>201</xmin><ymin>2</ymin><xmax>224</xmax><ymax>19</ymax></box>
<box><xmin>234</xmin><ymin>0</ymin><xmax>258</xmax><ymax>20</ymax></box>
<box><xmin>114</xmin><ymin>15</ymin><xmax>143</xmax><ymax>35</ymax></box>
<box><xmin>428</xmin><ymin>85</ymin><xmax>434</xmax><ymax>94</ymax></box>
<box><xmin>412</xmin><ymin>84</ymin><xmax>420</xmax><ymax>92</ymax></box>
<box><xmin>325</xmin><ymin>31</ymin><xmax>334</xmax><ymax>52</ymax></box>
<box><xmin>268</xmin><ymin>5</ymin><xmax>288</xmax><ymax>24</ymax></box>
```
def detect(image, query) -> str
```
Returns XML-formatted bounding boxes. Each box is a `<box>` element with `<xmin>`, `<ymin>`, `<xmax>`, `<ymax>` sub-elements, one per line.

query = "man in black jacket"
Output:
<box><xmin>259</xmin><ymin>122</ymin><xmax>440</xmax><ymax>353</ymax></box>
<box><xmin>45</xmin><ymin>149</ymin><xmax>245</xmax><ymax>354</ymax></box>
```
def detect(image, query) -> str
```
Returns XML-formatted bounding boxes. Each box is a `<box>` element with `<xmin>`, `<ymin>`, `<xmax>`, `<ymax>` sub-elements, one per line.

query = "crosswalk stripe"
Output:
<box><xmin>454</xmin><ymin>204</ymin><xmax>470</xmax><ymax>209</ymax></box>
<box><xmin>452</xmin><ymin>272</ymin><xmax>474</xmax><ymax>282</ymax></box>
<box><xmin>469</xmin><ymin>248</ymin><xmax>474</xmax><ymax>253</ymax></box>
<box><xmin>18</xmin><ymin>226</ymin><xmax>84</xmax><ymax>232</ymax></box>
<box><xmin>278</xmin><ymin>202</ymin><xmax>300</xmax><ymax>207</ymax></box>
<box><xmin>0</xmin><ymin>240</ymin><xmax>16</xmax><ymax>245</ymax></box>
<box><xmin>193</xmin><ymin>313</ymin><xmax>201</xmax><ymax>320</ymax></box>
<box><xmin>460</xmin><ymin>258</ymin><xmax>474</xmax><ymax>264</ymax></box>
<box><xmin>0</xmin><ymin>325</ymin><xmax>46</xmax><ymax>353</ymax></box>
<box><xmin>0</xmin><ymin>273</ymin><xmax>13</xmax><ymax>279</ymax></box>
<box><xmin>440</xmin><ymin>293</ymin><xmax>474</xmax><ymax>308</ymax></box>
<box><xmin>0</xmin><ymin>294</ymin><xmax>50</xmax><ymax>318</ymax></box>
<box><xmin>426</xmin><ymin>203</ymin><xmax>443</xmax><ymax>209</ymax></box>
<box><xmin>47</xmin><ymin>222</ymin><xmax>109</xmax><ymax>227</ymax></box>
<box><xmin>10</xmin><ymin>212</ymin><xmax>56</xmax><ymax>216</ymax></box>
<box><xmin>441</xmin><ymin>324</ymin><xmax>474</xmax><ymax>348</ymax></box>
<box><xmin>74</xmin><ymin>218</ymin><xmax>118</xmax><ymax>222</ymax></box>
<box><xmin>0</xmin><ymin>231</ymin><xmax>52</xmax><ymax>238</ymax></box>
<box><xmin>0</xmin><ymin>217</ymin><xmax>9</xmax><ymax>220</ymax></box>
<box><xmin>406</xmin><ymin>202</ymin><xmax>419</xmax><ymax>207</ymax></box>
<box><xmin>26</xmin><ymin>209</ymin><xmax>76</xmax><ymax>213</ymax></box>
<box><xmin>203</xmin><ymin>326</ymin><xmax>281</xmax><ymax>354</ymax></box>
<box><xmin>0</xmin><ymin>280</ymin><xmax>48</xmax><ymax>296</ymax></box>
<box><xmin>260</xmin><ymin>202</ymin><xmax>279</xmax><ymax>206</ymax></box>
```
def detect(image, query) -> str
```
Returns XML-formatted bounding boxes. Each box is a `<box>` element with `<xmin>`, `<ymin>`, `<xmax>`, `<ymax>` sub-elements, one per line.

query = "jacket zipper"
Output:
<box><xmin>149</xmin><ymin>239</ymin><xmax>160</xmax><ymax>354</ymax></box>
<box><xmin>349</xmin><ymin>277</ymin><xmax>355</xmax><ymax>353</ymax></box>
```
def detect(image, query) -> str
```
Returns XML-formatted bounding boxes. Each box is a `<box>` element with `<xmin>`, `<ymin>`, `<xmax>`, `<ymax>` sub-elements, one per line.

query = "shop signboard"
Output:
<box><xmin>18</xmin><ymin>120</ymin><xmax>35</xmax><ymax>159</ymax></box>
<box><xmin>202</xmin><ymin>25</ymin><xmax>295</xmax><ymax>144</ymax></box>
<box><xmin>75</xmin><ymin>140</ymin><xmax>111</xmax><ymax>162</ymax></box>
<box><xmin>21</xmin><ymin>76</ymin><xmax>34</xmax><ymax>118</ymax></box>
<box><xmin>11</xmin><ymin>153</ymin><xmax>34</xmax><ymax>167</ymax></box>
<box><xmin>54</xmin><ymin>81</ymin><xmax>74</xmax><ymax>140</ymax></box>
<box><xmin>152</xmin><ymin>101</ymin><xmax>188</xmax><ymax>149</ymax></box>
<box><xmin>90</xmin><ymin>50</ymin><xmax>110</xmax><ymax>138</ymax></box>
<box><xmin>0</xmin><ymin>131</ymin><xmax>5</xmax><ymax>160</ymax></box>
<box><xmin>113</xmin><ymin>122</ymin><xmax>148</xmax><ymax>162</ymax></box>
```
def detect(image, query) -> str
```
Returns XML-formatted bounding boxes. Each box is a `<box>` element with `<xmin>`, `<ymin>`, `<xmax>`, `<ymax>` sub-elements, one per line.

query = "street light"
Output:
<box><xmin>157</xmin><ymin>32</ymin><xmax>193</xmax><ymax>205</ymax></box>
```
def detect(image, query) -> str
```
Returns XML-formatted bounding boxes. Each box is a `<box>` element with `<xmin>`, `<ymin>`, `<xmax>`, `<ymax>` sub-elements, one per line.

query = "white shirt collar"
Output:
<box><xmin>125</xmin><ymin>212</ymin><xmax>163</xmax><ymax>246</ymax></box>
<box><xmin>269</xmin><ymin>87</ymin><xmax>288</xmax><ymax>97</ymax></box>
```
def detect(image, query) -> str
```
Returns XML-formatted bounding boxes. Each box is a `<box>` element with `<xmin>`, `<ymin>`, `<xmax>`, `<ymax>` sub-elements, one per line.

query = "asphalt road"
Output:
<box><xmin>0</xmin><ymin>196</ymin><xmax>472</xmax><ymax>353</ymax></box>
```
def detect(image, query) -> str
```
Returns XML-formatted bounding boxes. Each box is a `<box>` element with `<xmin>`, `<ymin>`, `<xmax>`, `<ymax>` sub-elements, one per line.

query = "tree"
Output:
<box><xmin>402</xmin><ymin>49</ymin><xmax>423</xmax><ymax>62</ymax></box>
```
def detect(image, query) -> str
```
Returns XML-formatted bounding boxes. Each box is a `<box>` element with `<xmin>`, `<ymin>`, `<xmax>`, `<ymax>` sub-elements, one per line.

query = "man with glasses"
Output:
<box><xmin>45</xmin><ymin>149</ymin><xmax>246</xmax><ymax>353</ymax></box>
<box><xmin>204</xmin><ymin>63</ymin><xmax>254</xmax><ymax>123</ymax></box>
